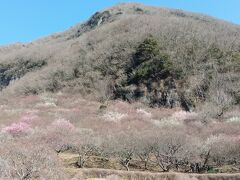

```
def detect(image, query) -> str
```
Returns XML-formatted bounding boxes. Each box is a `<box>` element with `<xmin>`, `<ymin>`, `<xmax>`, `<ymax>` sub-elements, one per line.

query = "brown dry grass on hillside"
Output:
<box><xmin>72</xmin><ymin>168</ymin><xmax>240</xmax><ymax>180</ymax></box>
<box><xmin>0</xmin><ymin>4</ymin><xmax>239</xmax><ymax>109</ymax></box>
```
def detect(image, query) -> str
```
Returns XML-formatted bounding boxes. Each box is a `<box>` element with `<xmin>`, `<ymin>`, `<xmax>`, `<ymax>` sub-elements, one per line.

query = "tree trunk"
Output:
<box><xmin>77</xmin><ymin>155</ymin><xmax>85</xmax><ymax>168</ymax></box>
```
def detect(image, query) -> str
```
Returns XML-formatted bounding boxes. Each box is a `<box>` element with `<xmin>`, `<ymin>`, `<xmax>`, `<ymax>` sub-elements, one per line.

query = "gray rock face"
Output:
<box><xmin>67</xmin><ymin>11</ymin><xmax>113</xmax><ymax>39</ymax></box>
<box><xmin>87</xmin><ymin>11</ymin><xmax>111</xmax><ymax>28</ymax></box>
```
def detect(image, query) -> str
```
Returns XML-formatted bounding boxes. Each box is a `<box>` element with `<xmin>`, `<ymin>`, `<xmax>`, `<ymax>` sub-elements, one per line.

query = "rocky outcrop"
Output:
<box><xmin>87</xmin><ymin>11</ymin><xmax>111</xmax><ymax>28</ymax></box>
<box><xmin>68</xmin><ymin>11</ymin><xmax>114</xmax><ymax>39</ymax></box>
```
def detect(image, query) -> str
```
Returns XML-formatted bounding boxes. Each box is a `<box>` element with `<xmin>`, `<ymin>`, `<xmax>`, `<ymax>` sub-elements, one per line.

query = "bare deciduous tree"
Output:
<box><xmin>0</xmin><ymin>142</ymin><xmax>67</xmax><ymax>179</ymax></box>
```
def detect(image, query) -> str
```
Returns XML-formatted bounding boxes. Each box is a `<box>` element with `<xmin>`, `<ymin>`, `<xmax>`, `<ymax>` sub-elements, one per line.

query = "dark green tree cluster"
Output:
<box><xmin>129</xmin><ymin>35</ymin><xmax>173</xmax><ymax>83</ymax></box>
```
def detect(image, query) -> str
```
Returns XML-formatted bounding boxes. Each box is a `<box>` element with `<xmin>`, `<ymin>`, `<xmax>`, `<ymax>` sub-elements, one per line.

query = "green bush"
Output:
<box><xmin>133</xmin><ymin>54</ymin><xmax>171</xmax><ymax>81</ymax></box>
<box><xmin>130</xmin><ymin>35</ymin><xmax>173</xmax><ymax>83</ymax></box>
<box><xmin>133</xmin><ymin>35</ymin><xmax>160</xmax><ymax>67</ymax></box>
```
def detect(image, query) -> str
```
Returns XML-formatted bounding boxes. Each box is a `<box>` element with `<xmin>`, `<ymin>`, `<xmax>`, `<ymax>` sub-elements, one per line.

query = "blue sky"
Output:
<box><xmin>0</xmin><ymin>0</ymin><xmax>239</xmax><ymax>45</ymax></box>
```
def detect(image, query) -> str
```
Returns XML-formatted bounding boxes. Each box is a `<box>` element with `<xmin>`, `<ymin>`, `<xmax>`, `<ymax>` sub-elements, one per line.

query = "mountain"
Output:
<box><xmin>0</xmin><ymin>3</ymin><xmax>239</xmax><ymax>115</ymax></box>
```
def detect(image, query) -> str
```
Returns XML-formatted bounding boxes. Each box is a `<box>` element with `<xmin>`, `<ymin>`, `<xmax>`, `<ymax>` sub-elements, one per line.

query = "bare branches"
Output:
<box><xmin>0</xmin><ymin>142</ymin><xmax>67</xmax><ymax>179</ymax></box>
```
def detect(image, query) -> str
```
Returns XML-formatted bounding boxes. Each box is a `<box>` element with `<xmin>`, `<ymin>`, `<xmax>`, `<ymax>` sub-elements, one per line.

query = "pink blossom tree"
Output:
<box><xmin>2</xmin><ymin>122</ymin><xmax>32</xmax><ymax>137</ymax></box>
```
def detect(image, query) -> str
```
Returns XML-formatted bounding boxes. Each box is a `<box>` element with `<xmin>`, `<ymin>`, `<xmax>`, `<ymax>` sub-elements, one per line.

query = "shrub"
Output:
<box><xmin>19</xmin><ymin>113</ymin><xmax>39</xmax><ymax>125</ymax></box>
<box><xmin>2</xmin><ymin>122</ymin><xmax>32</xmax><ymax>137</ymax></box>
<box><xmin>51</xmin><ymin>119</ymin><xmax>75</xmax><ymax>131</ymax></box>
<box><xmin>102</xmin><ymin>111</ymin><xmax>127</xmax><ymax>122</ymax></box>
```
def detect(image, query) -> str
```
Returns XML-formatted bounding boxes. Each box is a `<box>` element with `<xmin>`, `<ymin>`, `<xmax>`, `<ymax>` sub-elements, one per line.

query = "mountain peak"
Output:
<box><xmin>0</xmin><ymin>4</ymin><xmax>239</xmax><ymax>111</ymax></box>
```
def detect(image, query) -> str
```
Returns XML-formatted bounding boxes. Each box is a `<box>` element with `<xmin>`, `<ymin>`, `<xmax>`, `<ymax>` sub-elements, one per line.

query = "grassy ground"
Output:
<box><xmin>70</xmin><ymin>168</ymin><xmax>240</xmax><ymax>180</ymax></box>
<box><xmin>59</xmin><ymin>152</ymin><xmax>240</xmax><ymax>180</ymax></box>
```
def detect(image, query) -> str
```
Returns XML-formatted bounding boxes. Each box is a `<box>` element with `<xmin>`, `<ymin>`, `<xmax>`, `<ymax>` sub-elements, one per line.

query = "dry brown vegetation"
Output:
<box><xmin>72</xmin><ymin>168</ymin><xmax>240</xmax><ymax>180</ymax></box>
<box><xmin>0</xmin><ymin>3</ymin><xmax>239</xmax><ymax>116</ymax></box>
<box><xmin>0</xmin><ymin>3</ymin><xmax>240</xmax><ymax>179</ymax></box>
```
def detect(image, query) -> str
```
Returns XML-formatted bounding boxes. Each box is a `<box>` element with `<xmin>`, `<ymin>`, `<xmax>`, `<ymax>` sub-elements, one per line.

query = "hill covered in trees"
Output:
<box><xmin>0</xmin><ymin>3</ymin><xmax>239</xmax><ymax>116</ymax></box>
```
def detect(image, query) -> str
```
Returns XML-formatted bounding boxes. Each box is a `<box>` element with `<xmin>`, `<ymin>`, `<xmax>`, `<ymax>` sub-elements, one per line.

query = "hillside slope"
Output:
<box><xmin>0</xmin><ymin>3</ymin><xmax>239</xmax><ymax>114</ymax></box>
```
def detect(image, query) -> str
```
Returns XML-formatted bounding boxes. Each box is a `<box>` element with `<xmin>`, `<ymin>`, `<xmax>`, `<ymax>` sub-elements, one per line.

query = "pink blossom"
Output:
<box><xmin>51</xmin><ymin>119</ymin><xmax>75</xmax><ymax>131</ymax></box>
<box><xmin>20</xmin><ymin>113</ymin><xmax>39</xmax><ymax>125</ymax></box>
<box><xmin>2</xmin><ymin>122</ymin><xmax>32</xmax><ymax>136</ymax></box>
